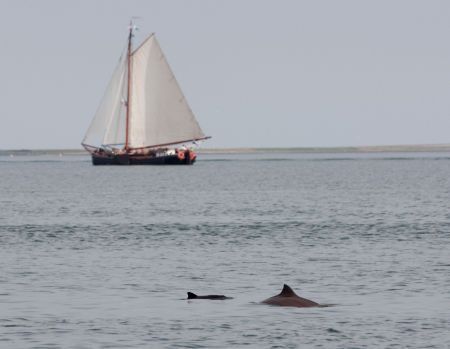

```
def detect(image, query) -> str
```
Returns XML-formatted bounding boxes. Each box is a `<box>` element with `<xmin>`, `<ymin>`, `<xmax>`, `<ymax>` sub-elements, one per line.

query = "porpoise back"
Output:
<box><xmin>261</xmin><ymin>284</ymin><xmax>319</xmax><ymax>307</ymax></box>
<box><xmin>187</xmin><ymin>292</ymin><xmax>232</xmax><ymax>300</ymax></box>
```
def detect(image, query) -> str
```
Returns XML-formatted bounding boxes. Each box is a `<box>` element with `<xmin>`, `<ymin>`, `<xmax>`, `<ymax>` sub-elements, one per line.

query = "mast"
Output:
<box><xmin>124</xmin><ymin>21</ymin><xmax>133</xmax><ymax>151</ymax></box>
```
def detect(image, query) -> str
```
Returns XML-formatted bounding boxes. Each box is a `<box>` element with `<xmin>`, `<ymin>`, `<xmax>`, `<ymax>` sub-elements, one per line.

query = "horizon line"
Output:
<box><xmin>1</xmin><ymin>143</ymin><xmax>450</xmax><ymax>155</ymax></box>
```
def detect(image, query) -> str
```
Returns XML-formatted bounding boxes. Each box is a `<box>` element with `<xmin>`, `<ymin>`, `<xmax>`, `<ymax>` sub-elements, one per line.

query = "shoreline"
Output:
<box><xmin>1</xmin><ymin>144</ymin><xmax>450</xmax><ymax>156</ymax></box>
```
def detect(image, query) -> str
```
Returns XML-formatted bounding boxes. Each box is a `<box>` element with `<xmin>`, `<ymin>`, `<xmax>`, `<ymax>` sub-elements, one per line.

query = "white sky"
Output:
<box><xmin>1</xmin><ymin>0</ymin><xmax>449</xmax><ymax>149</ymax></box>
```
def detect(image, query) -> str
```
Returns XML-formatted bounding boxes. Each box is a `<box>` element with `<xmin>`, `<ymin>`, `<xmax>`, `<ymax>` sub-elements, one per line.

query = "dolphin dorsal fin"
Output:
<box><xmin>280</xmin><ymin>284</ymin><xmax>297</xmax><ymax>297</ymax></box>
<box><xmin>187</xmin><ymin>292</ymin><xmax>197</xmax><ymax>299</ymax></box>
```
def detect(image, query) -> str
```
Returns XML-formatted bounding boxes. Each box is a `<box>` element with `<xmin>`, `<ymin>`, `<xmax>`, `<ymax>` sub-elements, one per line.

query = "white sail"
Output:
<box><xmin>128</xmin><ymin>35</ymin><xmax>205</xmax><ymax>148</ymax></box>
<box><xmin>82</xmin><ymin>50</ymin><xmax>128</xmax><ymax>147</ymax></box>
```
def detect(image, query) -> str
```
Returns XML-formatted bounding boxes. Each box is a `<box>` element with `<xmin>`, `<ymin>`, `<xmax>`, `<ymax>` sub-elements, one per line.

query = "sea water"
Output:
<box><xmin>1</xmin><ymin>152</ymin><xmax>449</xmax><ymax>348</ymax></box>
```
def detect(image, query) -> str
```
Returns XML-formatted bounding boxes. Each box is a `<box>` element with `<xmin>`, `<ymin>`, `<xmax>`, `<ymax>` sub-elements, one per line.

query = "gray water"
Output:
<box><xmin>1</xmin><ymin>152</ymin><xmax>450</xmax><ymax>348</ymax></box>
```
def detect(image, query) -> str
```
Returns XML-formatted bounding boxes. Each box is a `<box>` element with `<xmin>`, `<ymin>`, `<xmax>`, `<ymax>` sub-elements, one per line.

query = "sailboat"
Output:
<box><xmin>82</xmin><ymin>22</ymin><xmax>210</xmax><ymax>165</ymax></box>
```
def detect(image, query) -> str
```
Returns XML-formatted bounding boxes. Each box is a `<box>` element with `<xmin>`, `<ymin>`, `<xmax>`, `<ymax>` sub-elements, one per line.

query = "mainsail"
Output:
<box><xmin>129</xmin><ymin>35</ymin><xmax>205</xmax><ymax>148</ymax></box>
<box><xmin>83</xmin><ymin>32</ymin><xmax>206</xmax><ymax>150</ymax></box>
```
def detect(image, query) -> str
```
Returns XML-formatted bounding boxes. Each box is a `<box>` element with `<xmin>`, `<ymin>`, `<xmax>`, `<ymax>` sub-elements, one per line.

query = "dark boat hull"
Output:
<box><xmin>91</xmin><ymin>153</ymin><xmax>196</xmax><ymax>165</ymax></box>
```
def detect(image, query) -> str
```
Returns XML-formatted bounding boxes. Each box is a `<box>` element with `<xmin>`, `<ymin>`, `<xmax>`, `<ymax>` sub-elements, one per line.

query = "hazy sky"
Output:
<box><xmin>1</xmin><ymin>0</ymin><xmax>449</xmax><ymax>149</ymax></box>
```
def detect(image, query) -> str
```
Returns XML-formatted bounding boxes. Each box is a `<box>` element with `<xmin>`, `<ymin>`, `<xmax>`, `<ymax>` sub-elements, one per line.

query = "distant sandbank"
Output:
<box><xmin>1</xmin><ymin>144</ymin><xmax>450</xmax><ymax>156</ymax></box>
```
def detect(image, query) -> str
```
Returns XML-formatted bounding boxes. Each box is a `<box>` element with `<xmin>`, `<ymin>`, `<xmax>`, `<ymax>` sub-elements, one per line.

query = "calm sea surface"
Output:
<box><xmin>1</xmin><ymin>152</ymin><xmax>449</xmax><ymax>348</ymax></box>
